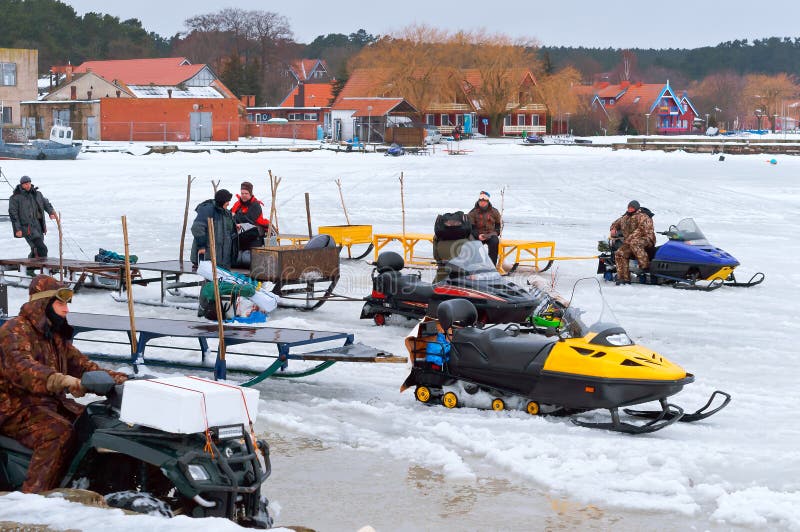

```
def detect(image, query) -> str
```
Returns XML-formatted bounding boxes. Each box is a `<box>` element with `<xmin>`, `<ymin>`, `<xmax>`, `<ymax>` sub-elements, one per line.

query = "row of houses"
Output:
<box><xmin>2</xmin><ymin>46</ymin><xmax>713</xmax><ymax>143</ymax></box>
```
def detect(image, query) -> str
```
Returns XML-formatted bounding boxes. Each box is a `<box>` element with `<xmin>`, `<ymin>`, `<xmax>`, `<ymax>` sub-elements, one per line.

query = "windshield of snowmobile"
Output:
<box><xmin>446</xmin><ymin>241</ymin><xmax>502</xmax><ymax>280</ymax></box>
<box><xmin>560</xmin><ymin>278</ymin><xmax>634</xmax><ymax>346</ymax></box>
<box><xmin>665</xmin><ymin>218</ymin><xmax>710</xmax><ymax>246</ymax></box>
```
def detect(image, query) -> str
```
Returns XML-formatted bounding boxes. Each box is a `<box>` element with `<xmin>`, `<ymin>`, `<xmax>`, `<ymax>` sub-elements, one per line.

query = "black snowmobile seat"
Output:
<box><xmin>377</xmin><ymin>271</ymin><xmax>434</xmax><ymax>301</ymax></box>
<box><xmin>437</xmin><ymin>299</ymin><xmax>478</xmax><ymax>330</ymax></box>
<box><xmin>305</xmin><ymin>234</ymin><xmax>337</xmax><ymax>249</ymax></box>
<box><xmin>376</xmin><ymin>251</ymin><xmax>404</xmax><ymax>273</ymax></box>
<box><xmin>450</xmin><ymin>327</ymin><xmax>557</xmax><ymax>377</ymax></box>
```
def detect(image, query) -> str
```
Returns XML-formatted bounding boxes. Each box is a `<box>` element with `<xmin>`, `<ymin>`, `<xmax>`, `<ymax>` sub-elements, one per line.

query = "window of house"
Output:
<box><xmin>517</xmin><ymin>114</ymin><xmax>525</xmax><ymax>126</ymax></box>
<box><xmin>456</xmin><ymin>114</ymin><xmax>465</xmax><ymax>126</ymax></box>
<box><xmin>531</xmin><ymin>115</ymin><xmax>540</xmax><ymax>126</ymax></box>
<box><xmin>288</xmin><ymin>113</ymin><xmax>302</xmax><ymax>121</ymax></box>
<box><xmin>0</xmin><ymin>63</ymin><xmax>16</xmax><ymax>86</ymax></box>
<box><xmin>304</xmin><ymin>113</ymin><xmax>318</xmax><ymax>121</ymax></box>
<box><xmin>504</xmin><ymin>115</ymin><xmax>511</xmax><ymax>126</ymax></box>
<box><xmin>440</xmin><ymin>114</ymin><xmax>451</xmax><ymax>126</ymax></box>
<box><xmin>1</xmin><ymin>107</ymin><xmax>11</xmax><ymax>124</ymax></box>
<box><xmin>425</xmin><ymin>114</ymin><xmax>435</xmax><ymax>125</ymax></box>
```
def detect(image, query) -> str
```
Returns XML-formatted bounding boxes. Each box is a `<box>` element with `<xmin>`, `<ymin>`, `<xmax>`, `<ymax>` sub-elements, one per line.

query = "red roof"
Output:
<box><xmin>73</xmin><ymin>57</ymin><xmax>207</xmax><ymax>85</ymax></box>
<box><xmin>279</xmin><ymin>83</ymin><xmax>335</xmax><ymax>108</ymax></box>
<box><xmin>289</xmin><ymin>59</ymin><xmax>329</xmax><ymax>81</ymax></box>
<box><xmin>332</xmin><ymin>97</ymin><xmax>416</xmax><ymax>116</ymax></box>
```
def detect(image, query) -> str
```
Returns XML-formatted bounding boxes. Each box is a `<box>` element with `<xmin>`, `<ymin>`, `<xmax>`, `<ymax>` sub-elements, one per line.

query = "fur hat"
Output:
<box><xmin>240</xmin><ymin>181</ymin><xmax>254</xmax><ymax>194</ymax></box>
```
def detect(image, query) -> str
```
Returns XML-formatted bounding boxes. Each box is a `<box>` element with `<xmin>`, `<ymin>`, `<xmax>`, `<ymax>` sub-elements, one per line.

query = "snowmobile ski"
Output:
<box><xmin>624</xmin><ymin>390</ymin><xmax>731</xmax><ymax>423</ymax></box>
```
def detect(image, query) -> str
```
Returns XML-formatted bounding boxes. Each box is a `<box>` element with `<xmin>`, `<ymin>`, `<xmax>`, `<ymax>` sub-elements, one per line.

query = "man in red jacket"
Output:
<box><xmin>0</xmin><ymin>275</ymin><xmax>127</xmax><ymax>492</ymax></box>
<box><xmin>231</xmin><ymin>181</ymin><xmax>270</xmax><ymax>252</ymax></box>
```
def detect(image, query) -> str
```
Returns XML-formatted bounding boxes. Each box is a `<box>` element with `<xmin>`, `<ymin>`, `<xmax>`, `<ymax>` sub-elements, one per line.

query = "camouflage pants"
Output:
<box><xmin>0</xmin><ymin>406</ymin><xmax>79</xmax><ymax>492</ymax></box>
<box><xmin>615</xmin><ymin>239</ymin><xmax>652</xmax><ymax>281</ymax></box>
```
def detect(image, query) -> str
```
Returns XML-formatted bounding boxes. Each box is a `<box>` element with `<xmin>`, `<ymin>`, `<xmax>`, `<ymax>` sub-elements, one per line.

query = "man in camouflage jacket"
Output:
<box><xmin>609</xmin><ymin>200</ymin><xmax>656</xmax><ymax>284</ymax></box>
<box><xmin>0</xmin><ymin>275</ymin><xmax>127</xmax><ymax>492</ymax></box>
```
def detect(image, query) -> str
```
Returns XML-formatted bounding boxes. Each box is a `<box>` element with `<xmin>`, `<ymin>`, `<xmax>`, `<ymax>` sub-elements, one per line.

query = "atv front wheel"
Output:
<box><xmin>105</xmin><ymin>490</ymin><xmax>173</xmax><ymax>517</ymax></box>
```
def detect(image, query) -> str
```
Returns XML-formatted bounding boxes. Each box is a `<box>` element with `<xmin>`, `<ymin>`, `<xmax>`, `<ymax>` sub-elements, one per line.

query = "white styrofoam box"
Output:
<box><xmin>119</xmin><ymin>376</ymin><xmax>260</xmax><ymax>434</ymax></box>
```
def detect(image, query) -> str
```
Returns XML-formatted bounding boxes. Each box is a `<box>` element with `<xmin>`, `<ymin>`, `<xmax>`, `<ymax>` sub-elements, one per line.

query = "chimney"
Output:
<box><xmin>66</xmin><ymin>63</ymin><xmax>73</xmax><ymax>84</ymax></box>
<box><xmin>294</xmin><ymin>82</ymin><xmax>305</xmax><ymax>107</ymax></box>
<box><xmin>70</xmin><ymin>85</ymin><xmax>77</xmax><ymax>99</ymax></box>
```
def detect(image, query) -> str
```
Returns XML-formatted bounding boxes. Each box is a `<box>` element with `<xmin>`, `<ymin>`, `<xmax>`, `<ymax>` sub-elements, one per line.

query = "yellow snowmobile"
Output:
<box><xmin>401</xmin><ymin>278</ymin><xmax>730</xmax><ymax>434</ymax></box>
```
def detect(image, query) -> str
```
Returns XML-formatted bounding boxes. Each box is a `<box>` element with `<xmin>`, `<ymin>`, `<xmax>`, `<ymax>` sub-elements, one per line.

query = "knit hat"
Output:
<box><xmin>627</xmin><ymin>200</ymin><xmax>640</xmax><ymax>211</ymax></box>
<box><xmin>215</xmin><ymin>189</ymin><xmax>233</xmax><ymax>207</ymax></box>
<box><xmin>240</xmin><ymin>181</ymin><xmax>254</xmax><ymax>194</ymax></box>
<box><xmin>20</xmin><ymin>175</ymin><xmax>31</xmax><ymax>184</ymax></box>
<box><xmin>479</xmin><ymin>191</ymin><xmax>490</xmax><ymax>201</ymax></box>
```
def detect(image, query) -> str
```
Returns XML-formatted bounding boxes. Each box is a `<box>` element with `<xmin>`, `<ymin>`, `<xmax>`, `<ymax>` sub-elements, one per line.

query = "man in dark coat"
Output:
<box><xmin>191</xmin><ymin>189</ymin><xmax>236</xmax><ymax>270</ymax></box>
<box><xmin>230</xmin><ymin>181</ymin><xmax>270</xmax><ymax>252</ymax></box>
<box><xmin>609</xmin><ymin>200</ymin><xmax>656</xmax><ymax>284</ymax></box>
<box><xmin>8</xmin><ymin>175</ymin><xmax>57</xmax><ymax>259</ymax></box>
<box><xmin>0</xmin><ymin>275</ymin><xmax>127</xmax><ymax>492</ymax></box>
<box><xmin>467</xmin><ymin>191</ymin><xmax>502</xmax><ymax>265</ymax></box>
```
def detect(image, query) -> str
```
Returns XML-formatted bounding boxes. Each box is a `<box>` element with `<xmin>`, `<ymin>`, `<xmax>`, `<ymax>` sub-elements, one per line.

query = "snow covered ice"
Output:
<box><xmin>0</xmin><ymin>136</ymin><xmax>798</xmax><ymax>530</ymax></box>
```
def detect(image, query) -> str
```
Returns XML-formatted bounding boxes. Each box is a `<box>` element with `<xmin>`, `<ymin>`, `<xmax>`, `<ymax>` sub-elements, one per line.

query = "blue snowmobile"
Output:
<box><xmin>597</xmin><ymin>218</ymin><xmax>764</xmax><ymax>291</ymax></box>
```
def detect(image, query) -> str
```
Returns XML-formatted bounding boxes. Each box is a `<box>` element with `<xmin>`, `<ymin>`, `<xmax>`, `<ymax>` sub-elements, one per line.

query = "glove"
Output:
<box><xmin>46</xmin><ymin>372</ymin><xmax>86</xmax><ymax>398</ymax></box>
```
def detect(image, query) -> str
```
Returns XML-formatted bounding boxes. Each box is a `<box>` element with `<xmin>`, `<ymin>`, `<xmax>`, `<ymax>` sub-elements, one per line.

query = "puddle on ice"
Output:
<box><xmin>262</xmin><ymin>432</ymin><xmax>728</xmax><ymax>532</ymax></box>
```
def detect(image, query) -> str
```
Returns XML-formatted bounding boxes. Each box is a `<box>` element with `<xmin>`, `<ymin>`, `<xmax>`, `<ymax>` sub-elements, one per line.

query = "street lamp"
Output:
<box><xmin>366</xmin><ymin>105</ymin><xmax>372</xmax><ymax>145</ymax></box>
<box><xmin>645</xmin><ymin>113</ymin><xmax>650</xmax><ymax>136</ymax></box>
<box><xmin>705</xmin><ymin>113</ymin><xmax>710</xmax><ymax>130</ymax></box>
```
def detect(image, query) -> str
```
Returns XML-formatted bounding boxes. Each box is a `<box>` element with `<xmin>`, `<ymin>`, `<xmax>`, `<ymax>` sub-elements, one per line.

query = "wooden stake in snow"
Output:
<box><xmin>400</xmin><ymin>172</ymin><xmax>406</xmax><ymax>239</ymax></box>
<box><xmin>304</xmin><ymin>192</ymin><xmax>313</xmax><ymax>238</ymax></box>
<box><xmin>268</xmin><ymin>170</ymin><xmax>281</xmax><ymax>235</ymax></box>
<box><xmin>335</xmin><ymin>178</ymin><xmax>351</xmax><ymax>225</ymax></box>
<box><xmin>121</xmin><ymin>215</ymin><xmax>137</xmax><ymax>355</ymax></box>
<box><xmin>56</xmin><ymin>212</ymin><xmax>63</xmax><ymax>282</ymax></box>
<box><xmin>207</xmin><ymin>217</ymin><xmax>226</xmax><ymax>377</ymax></box>
<box><xmin>211</xmin><ymin>179</ymin><xmax>220</xmax><ymax>194</ymax></box>
<box><xmin>179</xmin><ymin>175</ymin><xmax>195</xmax><ymax>265</ymax></box>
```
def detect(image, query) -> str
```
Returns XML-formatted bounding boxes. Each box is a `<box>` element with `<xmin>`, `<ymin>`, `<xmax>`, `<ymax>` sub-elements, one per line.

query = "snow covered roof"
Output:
<box><xmin>126</xmin><ymin>85</ymin><xmax>223</xmax><ymax>99</ymax></box>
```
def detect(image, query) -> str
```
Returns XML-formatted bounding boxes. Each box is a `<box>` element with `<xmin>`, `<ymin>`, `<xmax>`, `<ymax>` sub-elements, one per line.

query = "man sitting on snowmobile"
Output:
<box><xmin>467</xmin><ymin>191</ymin><xmax>502</xmax><ymax>265</ymax></box>
<box><xmin>609</xmin><ymin>200</ymin><xmax>656</xmax><ymax>284</ymax></box>
<box><xmin>0</xmin><ymin>275</ymin><xmax>127</xmax><ymax>492</ymax></box>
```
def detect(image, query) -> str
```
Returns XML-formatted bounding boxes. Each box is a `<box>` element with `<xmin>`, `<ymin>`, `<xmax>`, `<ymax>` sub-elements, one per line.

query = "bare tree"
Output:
<box><xmin>744</xmin><ymin>73</ymin><xmax>798</xmax><ymax>130</ymax></box>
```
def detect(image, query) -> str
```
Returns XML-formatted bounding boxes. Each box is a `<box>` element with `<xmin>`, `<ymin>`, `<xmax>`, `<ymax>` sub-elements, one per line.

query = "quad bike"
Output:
<box><xmin>0</xmin><ymin>371</ymin><xmax>273</xmax><ymax>528</ymax></box>
<box><xmin>598</xmin><ymin>218</ymin><xmax>764</xmax><ymax>291</ymax></box>
<box><xmin>361</xmin><ymin>240</ymin><xmax>540</xmax><ymax>325</ymax></box>
<box><xmin>401</xmin><ymin>278</ymin><xmax>730</xmax><ymax>434</ymax></box>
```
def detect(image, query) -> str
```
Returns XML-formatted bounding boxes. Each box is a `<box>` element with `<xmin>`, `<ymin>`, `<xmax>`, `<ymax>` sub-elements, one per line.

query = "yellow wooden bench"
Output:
<box><xmin>372</xmin><ymin>233</ymin><xmax>558</xmax><ymax>272</ymax></box>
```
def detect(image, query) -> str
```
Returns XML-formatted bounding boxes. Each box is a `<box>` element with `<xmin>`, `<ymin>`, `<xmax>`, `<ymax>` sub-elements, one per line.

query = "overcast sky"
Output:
<box><xmin>62</xmin><ymin>0</ymin><xmax>800</xmax><ymax>49</ymax></box>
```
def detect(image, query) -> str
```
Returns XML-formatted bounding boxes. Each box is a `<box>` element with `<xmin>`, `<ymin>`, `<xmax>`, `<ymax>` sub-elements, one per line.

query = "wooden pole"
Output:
<box><xmin>179</xmin><ymin>175</ymin><xmax>195</xmax><ymax>265</ymax></box>
<box><xmin>207</xmin><ymin>218</ymin><xmax>226</xmax><ymax>379</ymax></box>
<box><xmin>500</xmin><ymin>185</ymin><xmax>506</xmax><ymax>233</ymax></box>
<box><xmin>399</xmin><ymin>172</ymin><xmax>406</xmax><ymax>239</ymax></box>
<box><xmin>121</xmin><ymin>215</ymin><xmax>137</xmax><ymax>355</ymax></box>
<box><xmin>56</xmin><ymin>212</ymin><xmax>63</xmax><ymax>282</ymax></box>
<box><xmin>335</xmin><ymin>178</ymin><xmax>351</xmax><ymax>225</ymax></box>
<box><xmin>268</xmin><ymin>170</ymin><xmax>281</xmax><ymax>234</ymax></box>
<box><xmin>211</xmin><ymin>179</ymin><xmax>220</xmax><ymax>194</ymax></box>
<box><xmin>304</xmin><ymin>192</ymin><xmax>313</xmax><ymax>238</ymax></box>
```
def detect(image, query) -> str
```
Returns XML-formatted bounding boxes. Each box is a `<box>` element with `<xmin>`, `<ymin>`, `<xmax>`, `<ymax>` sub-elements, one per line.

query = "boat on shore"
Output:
<box><xmin>0</xmin><ymin>124</ymin><xmax>82</xmax><ymax>160</ymax></box>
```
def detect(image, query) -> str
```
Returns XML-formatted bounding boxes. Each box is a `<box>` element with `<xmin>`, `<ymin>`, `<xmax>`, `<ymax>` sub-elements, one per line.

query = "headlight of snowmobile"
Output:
<box><xmin>187</xmin><ymin>464</ymin><xmax>210</xmax><ymax>482</ymax></box>
<box><xmin>605</xmin><ymin>333</ymin><xmax>634</xmax><ymax>346</ymax></box>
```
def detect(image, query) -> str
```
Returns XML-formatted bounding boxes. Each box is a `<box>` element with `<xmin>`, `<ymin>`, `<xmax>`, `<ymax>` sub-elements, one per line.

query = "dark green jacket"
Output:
<box><xmin>190</xmin><ymin>199</ymin><xmax>236</xmax><ymax>269</ymax></box>
<box><xmin>8</xmin><ymin>185</ymin><xmax>55</xmax><ymax>238</ymax></box>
